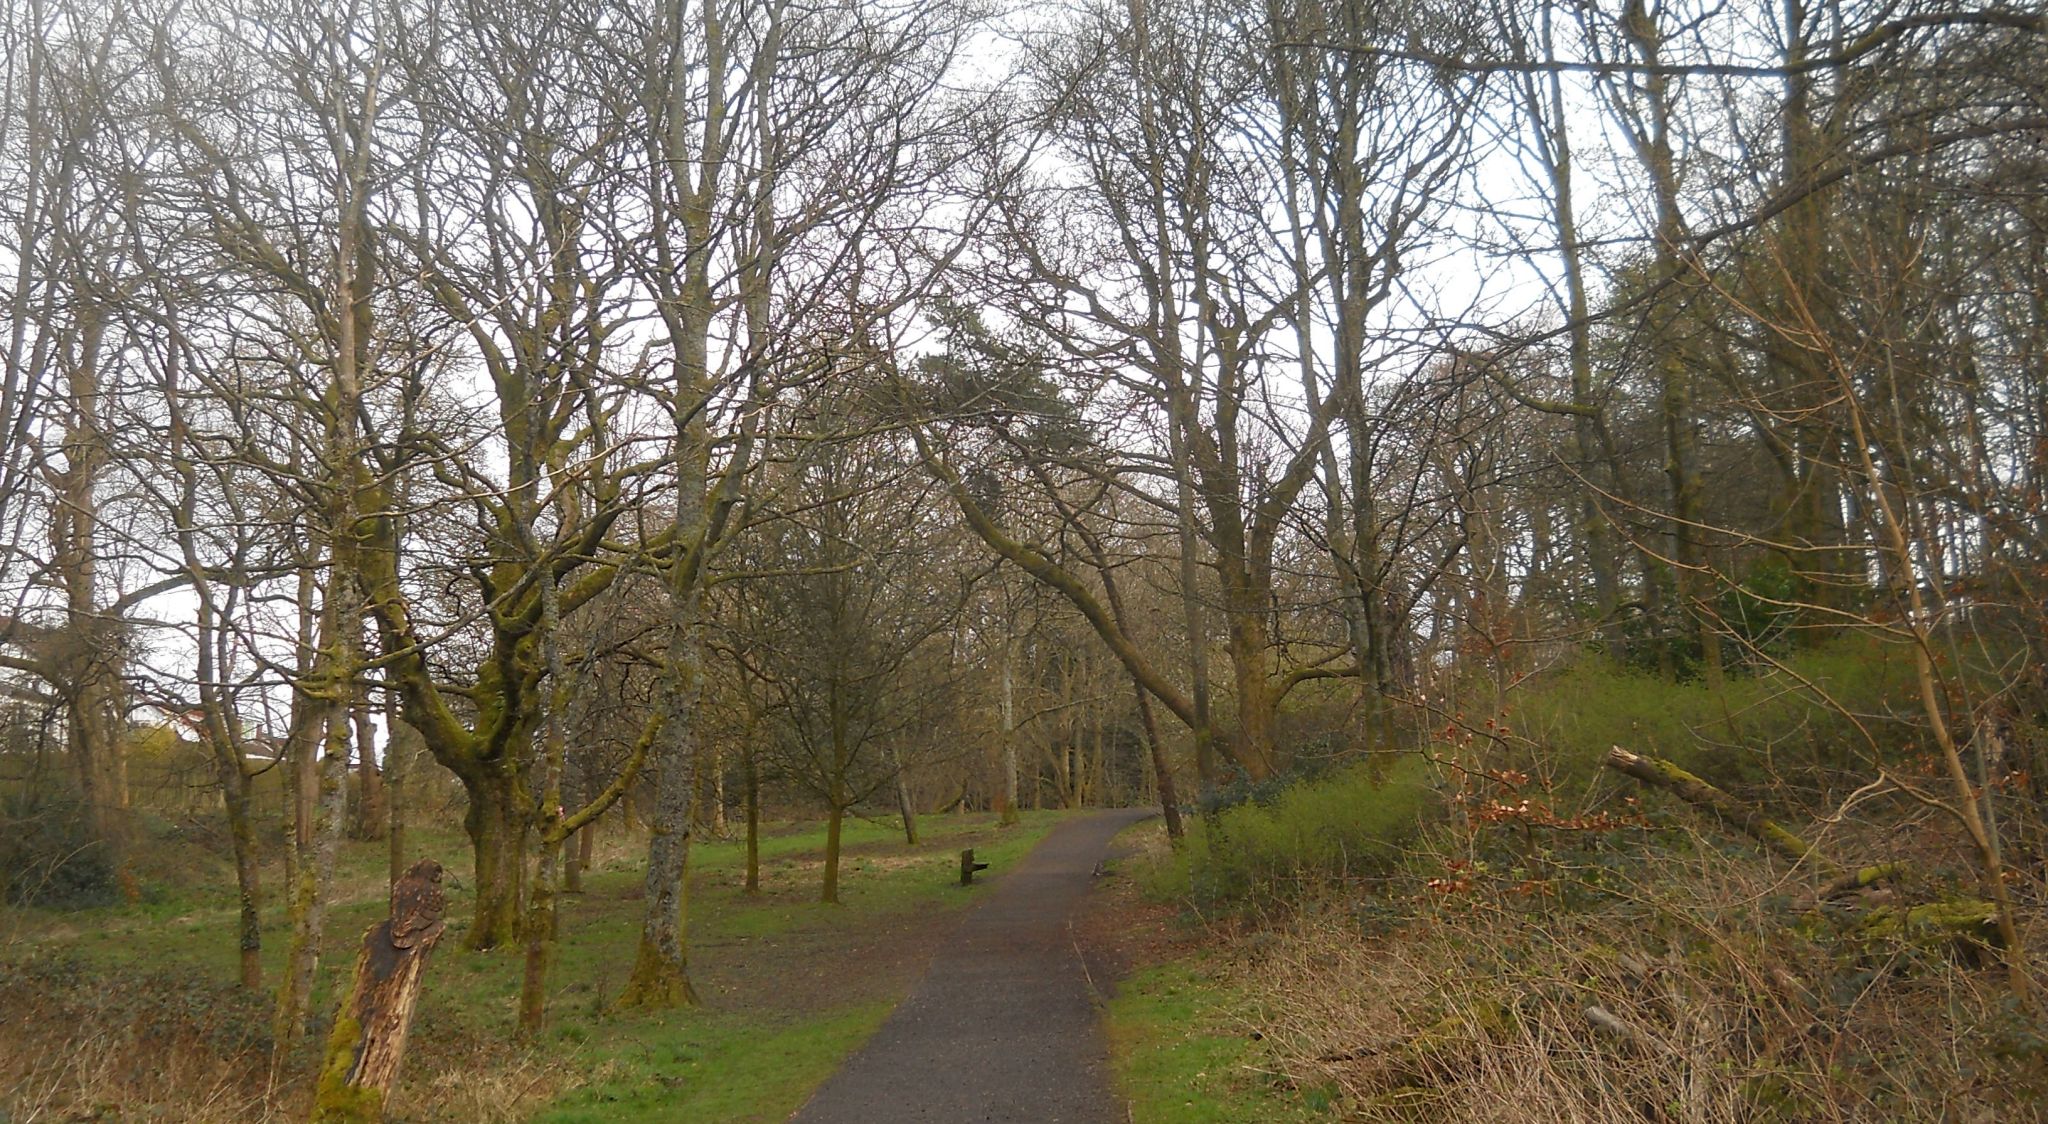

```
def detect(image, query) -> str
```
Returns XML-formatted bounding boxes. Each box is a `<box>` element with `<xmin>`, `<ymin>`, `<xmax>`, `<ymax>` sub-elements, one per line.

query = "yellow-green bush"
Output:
<box><xmin>1154</xmin><ymin>755</ymin><xmax>1436</xmax><ymax>913</ymax></box>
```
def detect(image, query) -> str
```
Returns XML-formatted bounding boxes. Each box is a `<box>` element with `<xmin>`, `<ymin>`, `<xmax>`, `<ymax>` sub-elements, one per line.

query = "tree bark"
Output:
<box><xmin>890</xmin><ymin>745</ymin><xmax>918</xmax><ymax>845</ymax></box>
<box><xmin>309</xmin><ymin>909</ymin><xmax>445</xmax><ymax>1123</ymax></box>
<box><xmin>461</xmin><ymin>769</ymin><xmax>530</xmax><ymax>952</ymax></box>
<box><xmin>350</xmin><ymin>690</ymin><xmax>384</xmax><ymax>841</ymax></box>
<box><xmin>998</xmin><ymin>628</ymin><xmax>1020</xmax><ymax>826</ymax></box>
<box><xmin>744</xmin><ymin>745</ymin><xmax>760</xmax><ymax>894</ymax></box>
<box><xmin>822</xmin><ymin>800</ymin><xmax>845</xmax><ymax>904</ymax></box>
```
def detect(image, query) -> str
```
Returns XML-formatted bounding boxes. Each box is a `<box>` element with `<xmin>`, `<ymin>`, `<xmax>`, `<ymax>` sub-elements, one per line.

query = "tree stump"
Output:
<box><xmin>960</xmin><ymin>848</ymin><xmax>989</xmax><ymax>886</ymax></box>
<box><xmin>311</xmin><ymin>859</ymin><xmax>446</xmax><ymax>1123</ymax></box>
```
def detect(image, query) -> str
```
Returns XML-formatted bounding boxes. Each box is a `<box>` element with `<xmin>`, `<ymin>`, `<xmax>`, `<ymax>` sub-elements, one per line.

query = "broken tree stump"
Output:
<box><xmin>311</xmin><ymin>859</ymin><xmax>446</xmax><ymax>1123</ymax></box>
<box><xmin>960</xmin><ymin>848</ymin><xmax>990</xmax><ymax>886</ymax></box>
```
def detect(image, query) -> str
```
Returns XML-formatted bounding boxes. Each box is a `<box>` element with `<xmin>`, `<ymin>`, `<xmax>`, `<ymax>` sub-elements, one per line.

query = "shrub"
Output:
<box><xmin>0</xmin><ymin>792</ymin><xmax>119</xmax><ymax>908</ymax></box>
<box><xmin>1163</xmin><ymin>755</ymin><xmax>1437</xmax><ymax>914</ymax></box>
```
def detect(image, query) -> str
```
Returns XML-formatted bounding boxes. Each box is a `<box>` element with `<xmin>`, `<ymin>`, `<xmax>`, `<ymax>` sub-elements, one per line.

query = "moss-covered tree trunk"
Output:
<box><xmin>276</xmin><ymin>672</ymin><xmax>350</xmax><ymax>1052</ymax></box>
<box><xmin>224</xmin><ymin>766</ymin><xmax>264</xmax><ymax>990</ymax></box>
<box><xmin>310</xmin><ymin>886</ymin><xmax>445</xmax><ymax>1124</ymax></box>
<box><xmin>618</xmin><ymin>702</ymin><xmax>701</xmax><ymax>1007</ymax></box>
<box><xmin>461</xmin><ymin>769</ymin><xmax>530</xmax><ymax>952</ymax></box>
<box><xmin>518</xmin><ymin>831</ymin><xmax>562</xmax><ymax>1034</ymax></box>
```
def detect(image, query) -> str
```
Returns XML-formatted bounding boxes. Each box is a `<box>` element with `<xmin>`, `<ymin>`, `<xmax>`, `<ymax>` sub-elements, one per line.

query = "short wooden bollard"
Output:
<box><xmin>959</xmin><ymin>848</ymin><xmax>990</xmax><ymax>886</ymax></box>
<box><xmin>311</xmin><ymin>859</ymin><xmax>446</xmax><ymax>1123</ymax></box>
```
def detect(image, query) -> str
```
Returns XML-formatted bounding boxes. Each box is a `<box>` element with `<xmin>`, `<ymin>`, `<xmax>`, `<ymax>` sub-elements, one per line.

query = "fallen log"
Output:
<box><xmin>1604</xmin><ymin>749</ymin><xmax>2002</xmax><ymax>958</ymax></box>
<box><xmin>1603</xmin><ymin>747</ymin><xmax>1839</xmax><ymax>874</ymax></box>
<box><xmin>311</xmin><ymin>859</ymin><xmax>446</xmax><ymax>1123</ymax></box>
<box><xmin>1858</xmin><ymin>899</ymin><xmax>2004</xmax><ymax>951</ymax></box>
<box><xmin>1819</xmin><ymin>861</ymin><xmax>1910</xmax><ymax>901</ymax></box>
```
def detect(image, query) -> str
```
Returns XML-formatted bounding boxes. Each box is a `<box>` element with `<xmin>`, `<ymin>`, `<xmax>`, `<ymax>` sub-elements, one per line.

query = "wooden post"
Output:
<box><xmin>311</xmin><ymin>859</ymin><xmax>446</xmax><ymax>1123</ymax></box>
<box><xmin>959</xmin><ymin>848</ymin><xmax>989</xmax><ymax>886</ymax></box>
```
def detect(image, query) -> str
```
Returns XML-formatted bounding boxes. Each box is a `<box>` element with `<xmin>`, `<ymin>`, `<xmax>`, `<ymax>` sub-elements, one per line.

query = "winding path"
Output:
<box><xmin>790</xmin><ymin>808</ymin><xmax>1153</xmax><ymax>1123</ymax></box>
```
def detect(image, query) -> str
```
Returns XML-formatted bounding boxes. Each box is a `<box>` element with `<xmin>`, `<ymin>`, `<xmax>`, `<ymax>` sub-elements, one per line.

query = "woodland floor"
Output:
<box><xmin>0</xmin><ymin>808</ymin><xmax>1078</xmax><ymax>1122</ymax></box>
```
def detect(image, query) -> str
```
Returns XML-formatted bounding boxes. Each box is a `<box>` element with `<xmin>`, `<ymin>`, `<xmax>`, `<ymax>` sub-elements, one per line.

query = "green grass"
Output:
<box><xmin>5</xmin><ymin>807</ymin><xmax>1074</xmax><ymax>1122</ymax></box>
<box><xmin>1503</xmin><ymin>632</ymin><xmax>1928</xmax><ymax>790</ymax></box>
<box><xmin>534</xmin><ymin>1001</ymin><xmax>891</xmax><ymax>1123</ymax></box>
<box><xmin>1107</xmin><ymin>958</ymin><xmax>1332</xmax><ymax>1123</ymax></box>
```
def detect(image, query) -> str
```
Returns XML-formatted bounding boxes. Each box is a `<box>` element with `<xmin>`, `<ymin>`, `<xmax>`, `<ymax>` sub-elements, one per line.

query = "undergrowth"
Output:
<box><xmin>1129</xmin><ymin>638</ymin><xmax>2048</xmax><ymax>1121</ymax></box>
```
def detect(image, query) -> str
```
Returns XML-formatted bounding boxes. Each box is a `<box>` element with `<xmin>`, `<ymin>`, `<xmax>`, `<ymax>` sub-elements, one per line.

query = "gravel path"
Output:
<box><xmin>789</xmin><ymin>808</ymin><xmax>1154</xmax><ymax>1123</ymax></box>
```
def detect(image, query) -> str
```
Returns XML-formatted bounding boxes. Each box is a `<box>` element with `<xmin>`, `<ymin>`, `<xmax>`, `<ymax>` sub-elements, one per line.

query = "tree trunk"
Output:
<box><xmin>563</xmin><ymin>824</ymin><xmax>586</xmax><ymax>895</ymax></box>
<box><xmin>999</xmin><ymin>630</ymin><xmax>1020</xmax><ymax>825</ymax></box>
<box><xmin>519</xmin><ymin>832</ymin><xmax>562</xmax><ymax>1034</ymax></box>
<box><xmin>53</xmin><ymin>307</ymin><xmax>130</xmax><ymax>885</ymax></box>
<box><xmin>1623</xmin><ymin>3</ymin><xmax>1722</xmax><ymax>691</ymax></box>
<box><xmin>461</xmin><ymin>770</ymin><xmax>530</xmax><ymax>952</ymax></box>
<box><xmin>708</xmin><ymin>744</ymin><xmax>727</xmax><ymax>839</ymax></box>
<box><xmin>891</xmin><ymin>745</ymin><xmax>918</xmax><ymax>845</ymax></box>
<box><xmin>385</xmin><ymin>698</ymin><xmax>408</xmax><ymax>886</ymax></box>
<box><xmin>350</xmin><ymin>692</ymin><xmax>384</xmax><ymax>841</ymax></box>
<box><xmin>618</xmin><ymin>629</ymin><xmax>703</xmax><ymax>1009</ymax></box>
<box><xmin>822</xmin><ymin>801</ymin><xmax>845</xmax><ymax>904</ymax></box>
<box><xmin>224</xmin><ymin>766</ymin><xmax>264</xmax><ymax>990</ymax></box>
<box><xmin>276</xmin><ymin>686</ymin><xmax>350</xmax><ymax>1053</ymax></box>
<box><xmin>744</xmin><ymin>747</ymin><xmax>760</xmax><ymax>894</ymax></box>
<box><xmin>309</xmin><ymin>894</ymin><xmax>445</xmax><ymax>1124</ymax></box>
<box><xmin>1225</xmin><ymin>612</ymin><xmax>1281</xmax><ymax>781</ymax></box>
<box><xmin>1131</xmin><ymin>673</ymin><xmax>1182</xmax><ymax>840</ymax></box>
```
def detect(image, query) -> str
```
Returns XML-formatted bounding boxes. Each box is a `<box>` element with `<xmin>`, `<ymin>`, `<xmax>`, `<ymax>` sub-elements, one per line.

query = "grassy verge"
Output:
<box><xmin>1085</xmin><ymin>821</ymin><xmax>1334</xmax><ymax>1124</ymax></box>
<box><xmin>2</xmin><ymin>808</ymin><xmax>1071</xmax><ymax>1122</ymax></box>
<box><xmin>1107</xmin><ymin>957</ymin><xmax>1332</xmax><ymax>1124</ymax></box>
<box><xmin>534</xmin><ymin>1001</ymin><xmax>892</xmax><ymax>1123</ymax></box>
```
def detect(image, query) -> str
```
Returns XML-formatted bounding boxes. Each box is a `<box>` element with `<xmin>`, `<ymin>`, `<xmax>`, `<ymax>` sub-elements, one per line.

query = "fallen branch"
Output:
<box><xmin>1819</xmin><ymin>861</ymin><xmax>1910</xmax><ymax>901</ymax></box>
<box><xmin>1604</xmin><ymin>747</ymin><xmax>1839</xmax><ymax>875</ymax></box>
<box><xmin>1605</xmin><ymin>749</ymin><xmax>2003</xmax><ymax>958</ymax></box>
<box><xmin>1859</xmin><ymin>899</ymin><xmax>2004</xmax><ymax>951</ymax></box>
